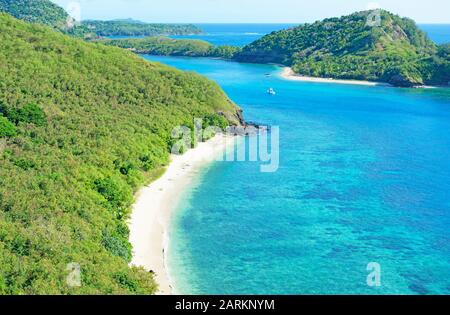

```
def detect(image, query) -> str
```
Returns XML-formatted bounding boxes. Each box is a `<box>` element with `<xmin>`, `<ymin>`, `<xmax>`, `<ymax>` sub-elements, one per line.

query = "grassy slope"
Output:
<box><xmin>0</xmin><ymin>13</ymin><xmax>241</xmax><ymax>294</ymax></box>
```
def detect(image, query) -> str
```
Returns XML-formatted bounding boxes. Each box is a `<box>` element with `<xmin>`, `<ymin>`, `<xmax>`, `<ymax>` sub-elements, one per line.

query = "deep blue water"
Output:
<box><xmin>173</xmin><ymin>23</ymin><xmax>450</xmax><ymax>46</ymax></box>
<box><xmin>142</xmin><ymin>53</ymin><xmax>450</xmax><ymax>295</ymax></box>
<box><xmin>419</xmin><ymin>24</ymin><xmax>450</xmax><ymax>44</ymax></box>
<box><xmin>171</xmin><ymin>24</ymin><xmax>296</xmax><ymax>46</ymax></box>
<box><xmin>110</xmin><ymin>23</ymin><xmax>450</xmax><ymax>46</ymax></box>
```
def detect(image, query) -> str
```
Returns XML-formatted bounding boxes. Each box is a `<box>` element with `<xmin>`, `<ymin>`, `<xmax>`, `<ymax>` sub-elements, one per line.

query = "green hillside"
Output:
<box><xmin>236</xmin><ymin>10</ymin><xmax>449</xmax><ymax>87</ymax></box>
<box><xmin>0</xmin><ymin>0</ymin><xmax>69</xmax><ymax>28</ymax></box>
<box><xmin>0</xmin><ymin>13</ymin><xmax>241</xmax><ymax>294</ymax></box>
<box><xmin>102</xmin><ymin>36</ymin><xmax>241</xmax><ymax>59</ymax></box>
<box><xmin>418</xmin><ymin>43</ymin><xmax>450</xmax><ymax>86</ymax></box>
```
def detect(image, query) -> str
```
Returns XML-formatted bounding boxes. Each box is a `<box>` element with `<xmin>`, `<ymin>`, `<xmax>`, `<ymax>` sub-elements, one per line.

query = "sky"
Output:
<box><xmin>52</xmin><ymin>0</ymin><xmax>450</xmax><ymax>24</ymax></box>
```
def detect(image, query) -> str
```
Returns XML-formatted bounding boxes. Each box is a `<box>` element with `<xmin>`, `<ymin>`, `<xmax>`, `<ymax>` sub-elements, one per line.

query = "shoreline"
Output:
<box><xmin>280</xmin><ymin>67</ymin><xmax>392</xmax><ymax>87</ymax></box>
<box><xmin>128</xmin><ymin>133</ymin><xmax>236</xmax><ymax>295</ymax></box>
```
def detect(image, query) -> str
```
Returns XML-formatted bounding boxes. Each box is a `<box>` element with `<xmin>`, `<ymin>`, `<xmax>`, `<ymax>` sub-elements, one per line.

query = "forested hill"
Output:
<box><xmin>0</xmin><ymin>13</ymin><xmax>241</xmax><ymax>294</ymax></box>
<box><xmin>0</xmin><ymin>0</ymin><xmax>69</xmax><ymax>28</ymax></box>
<box><xmin>235</xmin><ymin>10</ymin><xmax>450</xmax><ymax>87</ymax></box>
<box><xmin>102</xmin><ymin>36</ymin><xmax>241</xmax><ymax>59</ymax></box>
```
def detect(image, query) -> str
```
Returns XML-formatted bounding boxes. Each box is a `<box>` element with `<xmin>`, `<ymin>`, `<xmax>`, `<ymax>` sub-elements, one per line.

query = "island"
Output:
<box><xmin>0</xmin><ymin>0</ymin><xmax>203</xmax><ymax>39</ymax></box>
<box><xmin>101</xmin><ymin>36</ymin><xmax>241</xmax><ymax>59</ymax></box>
<box><xmin>102</xmin><ymin>10</ymin><xmax>450</xmax><ymax>88</ymax></box>
<box><xmin>235</xmin><ymin>10</ymin><xmax>450</xmax><ymax>87</ymax></box>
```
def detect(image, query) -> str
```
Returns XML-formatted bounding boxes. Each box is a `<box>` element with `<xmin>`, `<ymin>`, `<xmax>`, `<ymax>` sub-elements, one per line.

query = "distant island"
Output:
<box><xmin>102</xmin><ymin>10</ymin><xmax>450</xmax><ymax>88</ymax></box>
<box><xmin>81</xmin><ymin>20</ymin><xmax>202</xmax><ymax>37</ymax></box>
<box><xmin>235</xmin><ymin>10</ymin><xmax>450</xmax><ymax>87</ymax></box>
<box><xmin>0</xmin><ymin>0</ymin><xmax>203</xmax><ymax>38</ymax></box>
<box><xmin>101</xmin><ymin>36</ymin><xmax>240</xmax><ymax>59</ymax></box>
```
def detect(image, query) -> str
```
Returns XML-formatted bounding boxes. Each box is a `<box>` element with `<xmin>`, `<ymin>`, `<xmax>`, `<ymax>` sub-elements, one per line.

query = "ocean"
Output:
<box><xmin>419</xmin><ymin>24</ymin><xmax>450</xmax><ymax>44</ymax></box>
<box><xmin>110</xmin><ymin>23</ymin><xmax>450</xmax><ymax>46</ymax></box>
<box><xmin>171</xmin><ymin>24</ymin><xmax>297</xmax><ymax>46</ymax></box>
<box><xmin>141</xmin><ymin>24</ymin><xmax>450</xmax><ymax>295</ymax></box>
<box><xmin>170</xmin><ymin>23</ymin><xmax>450</xmax><ymax>46</ymax></box>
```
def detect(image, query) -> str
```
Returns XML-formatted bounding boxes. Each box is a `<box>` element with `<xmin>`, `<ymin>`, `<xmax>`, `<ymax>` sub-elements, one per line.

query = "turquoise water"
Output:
<box><xmin>142</xmin><ymin>54</ymin><xmax>450</xmax><ymax>295</ymax></box>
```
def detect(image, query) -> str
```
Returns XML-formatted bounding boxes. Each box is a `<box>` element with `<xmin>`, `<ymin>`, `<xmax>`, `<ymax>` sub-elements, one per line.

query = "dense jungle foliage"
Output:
<box><xmin>0</xmin><ymin>13</ymin><xmax>241</xmax><ymax>294</ymax></box>
<box><xmin>0</xmin><ymin>0</ymin><xmax>68</xmax><ymax>28</ymax></box>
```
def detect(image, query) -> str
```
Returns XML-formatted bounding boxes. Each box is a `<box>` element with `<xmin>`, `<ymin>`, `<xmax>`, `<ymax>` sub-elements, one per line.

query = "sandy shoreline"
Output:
<box><xmin>128</xmin><ymin>133</ymin><xmax>235</xmax><ymax>295</ymax></box>
<box><xmin>280</xmin><ymin>67</ymin><xmax>392</xmax><ymax>87</ymax></box>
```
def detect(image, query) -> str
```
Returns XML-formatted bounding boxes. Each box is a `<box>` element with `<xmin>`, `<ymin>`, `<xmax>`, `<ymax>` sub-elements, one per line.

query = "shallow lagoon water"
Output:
<box><xmin>142</xmin><ymin>53</ymin><xmax>450</xmax><ymax>295</ymax></box>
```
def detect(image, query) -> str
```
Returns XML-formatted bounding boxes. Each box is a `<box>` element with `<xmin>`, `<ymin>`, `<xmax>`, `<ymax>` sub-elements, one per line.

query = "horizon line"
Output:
<box><xmin>80</xmin><ymin>20</ymin><xmax>450</xmax><ymax>25</ymax></box>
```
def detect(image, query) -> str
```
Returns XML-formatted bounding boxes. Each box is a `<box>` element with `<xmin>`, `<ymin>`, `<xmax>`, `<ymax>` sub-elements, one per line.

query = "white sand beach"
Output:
<box><xmin>128</xmin><ymin>133</ymin><xmax>236</xmax><ymax>295</ymax></box>
<box><xmin>280</xmin><ymin>67</ymin><xmax>392</xmax><ymax>87</ymax></box>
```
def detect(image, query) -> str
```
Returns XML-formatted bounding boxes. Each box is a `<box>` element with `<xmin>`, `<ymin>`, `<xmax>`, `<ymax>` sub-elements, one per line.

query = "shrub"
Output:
<box><xmin>13</xmin><ymin>158</ymin><xmax>36</xmax><ymax>170</ymax></box>
<box><xmin>102</xmin><ymin>230</ymin><xmax>132</xmax><ymax>262</ymax></box>
<box><xmin>0</xmin><ymin>116</ymin><xmax>16</xmax><ymax>137</ymax></box>
<box><xmin>9</xmin><ymin>103</ymin><xmax>47</xmax><ymax>126</ymax></box>
<box><xmin>94</xmin><ymin>176</ymin><xmax>134</xmax><ymax>218</ymax></box>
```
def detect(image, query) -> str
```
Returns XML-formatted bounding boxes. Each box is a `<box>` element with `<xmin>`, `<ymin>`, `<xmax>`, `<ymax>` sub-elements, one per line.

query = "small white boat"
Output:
<box><xmin>267</xmin><ymin>88</ymin><xmax>276</xmax><ymax>95</ymax></box>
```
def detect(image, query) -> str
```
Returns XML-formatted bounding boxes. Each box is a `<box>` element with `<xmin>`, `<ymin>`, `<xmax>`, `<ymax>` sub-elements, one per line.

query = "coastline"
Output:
<box><xmin>128</xmin><ymin>133</ymin><xmax>236</xmax><ymax>295</ymax></box>
<box><xmin>280</xmin><ymin>67</ymin><xmax>392</xmax><ymax>87</ymax></box>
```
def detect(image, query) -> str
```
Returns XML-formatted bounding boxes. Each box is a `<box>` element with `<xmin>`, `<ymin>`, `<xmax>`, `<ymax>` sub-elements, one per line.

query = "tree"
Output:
<box><xmin>9</xmin><ymin>103</ymin><xmax>47</xmax><ymax>126</ymax></box>
<box><xmin>0</xmin><ymin>116</ymin><xmax>16</xmax><ymax>137</ymax></box>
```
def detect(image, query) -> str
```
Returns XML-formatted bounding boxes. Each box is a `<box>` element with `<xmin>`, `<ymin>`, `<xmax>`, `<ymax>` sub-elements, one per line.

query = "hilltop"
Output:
<box><xmin>235</xmin><ymin>10</ymin><xmax>449</xmax><ymax>87</ymax></box>
<box><xmin>0</xmin><ymin>13</ymin><xmax>241</xmax><ymax>294</ymax></box>
<box><xmin>0</xmin><ymin>0</ymin><xmax>69</xmax><ymax>28</ymax></box>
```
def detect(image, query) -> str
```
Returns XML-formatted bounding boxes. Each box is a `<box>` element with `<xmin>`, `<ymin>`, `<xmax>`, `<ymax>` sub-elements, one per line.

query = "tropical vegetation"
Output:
<box><xmin>102</xmin><ymin>36</ymin><xmax>241</xmax><ymax>59</ymax></box>
<box><xmin>235</xmin><ymin>10</ymin><xmax>450</xmax><ymax>87</ymax></box>
<box><xmin>0</xmin><ymin>13</ymin><xmax>241</xmax><ymax>294</ymax></box>
<box><xmin>0</xmin><ymin>0</ymin><xmax>68</xmax><ymax>28</ymax></box>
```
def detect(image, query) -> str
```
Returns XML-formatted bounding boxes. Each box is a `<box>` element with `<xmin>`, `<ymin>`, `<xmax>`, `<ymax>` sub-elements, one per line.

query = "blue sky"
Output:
<box><xmin>52</xmin><ymin>0</ymin><xmax>450</xmax><ymax>23</ymax></box>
